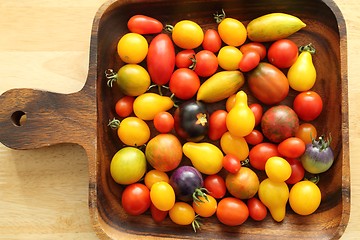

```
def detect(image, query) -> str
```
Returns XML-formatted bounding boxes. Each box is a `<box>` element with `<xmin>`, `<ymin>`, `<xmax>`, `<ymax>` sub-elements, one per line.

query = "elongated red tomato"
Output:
<box><xmin>147</xmin><ymin>34</ymin><xmax>175</xmax><ymax>85</ymax></box>
<box><xmin>127</xmin><ymin>15</ymin><xmax>163</xmax><ymax>34</ymax></box>
<box><xmin>202</xmin><ymin>29</ymin><xmax>222</xmax><ymax>53</ymax></box>
<box><xmin>239</xmin><ymin>51</ymin><xmax>260</xmax><ymax>72</ymax></box>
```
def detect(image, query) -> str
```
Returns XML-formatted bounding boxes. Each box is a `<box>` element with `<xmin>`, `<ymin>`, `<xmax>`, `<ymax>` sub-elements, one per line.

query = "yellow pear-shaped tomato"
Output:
<box><xmin>220</xmin><ymin>131</ymin><xmax>249</xmax><ymax>161</ymax></box>
<box><xmin>226</xmin><ymin>91</ymin><xmax>255</xmax><ymax>137</ymax></box>
<box><xmin>258</xmin><ymin>178</ymin><xmax>289</xmax><ymax>222</ymax></box>
<box><xmin>183</xmin><ymin>142</ymin><xmax>223</xmax><ymax>175</ymax></box>
<box><xmin>133</xmin><ymin>93</ymin><xmax>174</xmax><ymax>120</ymax></box>
<box><xmin>287</xmin><ymin>45</ymin><xmax>316</xmax><ymax>91</ymax></box>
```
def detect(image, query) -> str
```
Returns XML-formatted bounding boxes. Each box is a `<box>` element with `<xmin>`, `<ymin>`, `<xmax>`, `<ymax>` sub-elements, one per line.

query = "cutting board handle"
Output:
<box><xmin>0</xmin><ymin>86</ymin><xmax>96</xmax><ymax>150</ymax></box>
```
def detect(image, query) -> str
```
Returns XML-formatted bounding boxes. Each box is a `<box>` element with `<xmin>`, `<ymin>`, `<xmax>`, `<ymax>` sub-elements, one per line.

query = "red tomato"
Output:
<box><xmin>285</xmin><ymin>158</ymin><xmax>305</xmax><ymax>185</ymax></box>
<box><xmin>175</xmin><ymin>49</ymin><xmax>195</xmax><ymax>68</ymax></box>
<box><xmin>115</xmin><ymin>96</ymin><xmax>135</xmax><ymax>117</ymax></box>
<box><xmin>153</xmin><ymin>111</ymin><xmax>174</xmax><ymax>133</ymax></box>
<box><xmin>204</xmin><ymin>174</ymin><xmax>226</xmax><ymax>199</ymax></box>
<box><xmin>169</xmin><ymin>68</ymin><xmax>200</xmax><ymax>100</ymax></box>
<box><xmin>202</xmin><ymin>29</ymin><xmax>222</xmax><ymax>53</ymax></box>
<box><xmin>267</xmin><ymin>39</ymin><xmax>299</xmax><ymax>68</ymax></box>
<box><xmin>247</xmin><ymin>197</ymin><xmax>267</xmax><ymax>221</ymax></box>
<box><xmin>249</xmin><ymin>142</ymin><xmax>279</xmax><ymax>170</ymax></box>
<box><xmin>193</xmin><ymin>50</ymin><xmax>218</xmax><ymax>77</ymax></box>
<box><xmin>244</xmin><ymin>129</ymin><xmax>264</xmax><ymax>145</ymax></box>
<box><xmin>296</xmin><ymin>123</ymin><xmax>317</xmax><ymax>145</ymax></box>
<box><xmin>239</xmin><ymin>51</ymin><xmax>260</xmax><ymax>72</ymax></box>
<box><xmin>208</xmin><ymin>109</ymin><xmax>228</xmax><ymax>141</ymax></box>
<box><xmin>127</xmin><ymin>15</ymin><xmax>163</xmax><ymax>34</ymax></box>
<box><xmin>122</xmin><ymin>183</ymin><xmax>151</xmax><ymax>216</ymax></box>
<box><xmin>216</xmin><ymin>197</ymin><xmax>249</xmax><ymax>226</ymax></box>
<box><xmin>150</xmin><ymin>202</ymin><xmax>168</xmax><ymax>223</ymax></box>
<box><xmin>278</xmin><ymin>137</ymin><xmax>306</xmax><ymax>158</ymax></box>
<box><xmin>147</xmin><ymin>33</ymin><xmax>175</xmax><ymax>85</ymax></box>
<box><xmin>239</xmin><ymin>42</ymin><xmax>267</xmax><ymax>60</ymax></box>
<box><xmin>223</xmin><ymin>154</ymin><xmax>241</xmax><ymax>173</ymax></box>
<box><xmin>293</xmin><ymin>91</ymin><xmax>323</xmax><ymax>121</ymax></box>
<box><xmin>249</xmin><ymin>103</ymin><xmax>263</xmax><ymax>126</ymax></box>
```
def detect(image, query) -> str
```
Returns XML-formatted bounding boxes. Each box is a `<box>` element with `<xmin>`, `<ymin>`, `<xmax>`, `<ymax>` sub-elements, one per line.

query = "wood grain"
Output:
<box><xmin>0</xmin><ymin>0</ymin><xmax>359</xmax><ymax>239</ymax></box>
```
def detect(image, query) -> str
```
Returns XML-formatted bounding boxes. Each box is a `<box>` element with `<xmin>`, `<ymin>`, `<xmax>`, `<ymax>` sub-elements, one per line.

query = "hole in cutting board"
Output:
<box><xmin>11</xmin><ymin>110</ymin><xmax>27</xmax><ymax>126</ymax></box>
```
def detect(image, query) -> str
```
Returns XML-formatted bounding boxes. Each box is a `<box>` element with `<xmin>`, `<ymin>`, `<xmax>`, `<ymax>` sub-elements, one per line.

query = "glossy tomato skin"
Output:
<box><xmin>193</xmin><ymin>50</ymin><xmax>218</xmax><ymax>77</ymax></box>
<box><xmin>285</xmin><ymin>158</ymin><xmax>305</xmax><ymax>185</ymax></box>
<box><xmin>208</xmin><ymin>109</ymin><xmax>228</xmax><ymax>141</ymax></box>
<box><xmin>175</xmin><ymin>49</ymin><xmax>195</xmax><ymax>68</ymax></box>
<box><xmin>296</xmin><ymin>123</ymin><xmax>317</xmax><ymax>145</ymax></box>
<box><xmin>222</xmin><ymin>154</ymin><xmax>241</xmax><ymax>173</ymax></box>
<box><xmin>202</xmin><ymin>29</ymin><xmax>222</xmax><ymax>53</ymax></box>
<box><xmin>247</xmin><ymin>197</ymin><xmax>267</xmax><ymax>221</ymax></box>
<box><xmin>240</xmin><ymin>42</ymin><xmax>267</xmax><ymax>60</ymax></box>
<box><xmin>127</xmin><ymin>15</ymin><xmax>163</xmax><ymax>34</ymax></box>
<box><xmin>171</xmin><ymin>20</ymin><xmax>204</xmax><ymax>49</ymax></box>
<box><xmin>153</xmin><ymin>111</ymin><xmax>174</xmax><ymax>133</ymax></box>
<box><xmin>244</xmin><ymin>129</ymin><xmax>264</xmax><ymax>145</ymax></box>
<box><xmin>115</xmin><ymin>96</ymin><xmax>135</xmax><ymax>117</ymax></box>
<box><xmin>278</xmin><ymin>137</ymin><xmax>306</xmax><ymax>158</ymax></box>
<box><xmin>122</xmin><ymin>183</ymin><xmax>151</xmax><ymax>216</ymax></box>
<box><xmin>216</xmin><ymin>197</ymin><xmax>249</xmax><ymax>226</ymax></box>
<box><xmin>169</xmin><ymin>68</ymin><xmax>200</xmax><ymax>100</ymax></box>
<box><xmin>204</xmin><ymin>174</ymin><xmax>226</xmax><ymax>199</ymax></box>
<box><xmin>249</xmin><ymin>142</ymin><xmax>279</xmax><ymax>170</ymax></box>
<box><xmin>247</xmin><ymin>62</ymin><xmax>289</xmax><ymax>105</ymax></box>
<box><xmin>239</xmin><ymin>51</ymin><xmax>261</xmax><ymax>72</ymax></box>
<box><xmin>249</xmin><ymin>103</ymin><xmax>263</xmax><ymax>126</ymax></box>
<box><xmin>147</xmin><ymin>33</ymin><xmax>175</xmax><ymax>85</ymax></box>
<box><xmin>150</xmin><ymin>203</ymin><xmax>168</xmax><ymax>223</ymax></box>
<box><xmin>267</xmin><ymin>39</ymin><xmax>299</xmax><ymax>68</ymax></box>
<box><xmin>293</xmin><ymin>91</ymin><xmax>323</xmax><ymax>121</ymax></box>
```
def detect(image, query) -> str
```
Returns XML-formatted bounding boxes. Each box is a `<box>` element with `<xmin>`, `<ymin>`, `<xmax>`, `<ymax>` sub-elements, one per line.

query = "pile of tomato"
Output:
<box><xmin>106</xmin><ymin>11</ymin><xmax>335</xmax><ymax>231</ymax></box>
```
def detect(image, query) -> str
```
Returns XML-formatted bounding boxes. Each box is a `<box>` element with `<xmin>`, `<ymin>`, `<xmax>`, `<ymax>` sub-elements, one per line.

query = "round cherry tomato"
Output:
<box><xmin>249</xmin><ymin>142</ymin><xmax>279</xmax><ymax>170</ymax></box>
<box><xmin>144</xmin><ymin>169</ymin><xmax>169</xmax><ymax>189</ymax></box>
<box><xmin>249</xmin><ymin>103</ymin><xmax>263</xmax><ymax>126</ymax></box>
<box><xmin>150</xmin><ymin>181</ymin><xmax>176</xmax><ymax>211</ymax></box>
<box><xmin>217</xmin><ymin>46</ymin><xmax>243</xmax><ymax>70</ymax></box>
<box><xmin>153</xmin><ymin>111</ymin><xmax>174</xmax><ymax>133</ymax></box>
<box><xmin>216</xmin><ymin>197</ymin><xmax>249</xmax><ymax>226</ymax></box>
<box><xmin>169</xmin><ymin>68</ymin><xmax>200</xmax><ymax>100</ymax></box>
<box><xmin>265</xmin><ymin>156</ymin><xmax>292</xmax><ymax>182</ymax></box>
<box><xmin>296</xmin><ymin>123</ymin><xmax>317</xmax><ymax>144</ymax></box>
<box><xmin>115</xmin><ymin>96</ymin><xmax>135</xmax><ymax>117</ymax></box>
<box><xmin>171</xmin><ymin>20</ymin><xmax>204</xmax><ymax>49</ymax></box>
<box><xmin>169</xmin><ymin>202</ymin><xmax>196</xmax><ymax>226</ymax></box>
<box><xmin>208</xmin><ymin>109</ymin><xmax>228</xmax><ymax>141</ymax></box>
<box><xmin>127</xmin><ymin>15</ymin><xmax>163</xmax><ymax>34</ymax></box>
<box><xmin>202</xmin><ymin>29</ymin><xmax>222</xmax><ymax>53</ymax></box>
<box><xmin>285</xmin><ymin>158</ymin><xmax>305</xmax><ymax>185</ymax></box>
<box><xmin>240</xmin><ymin>42</ymin><xmax>267</xmax><ymax>60</ymax></box>
<box><xmin>244</xmin><ymin>129</ymin><xmax>264</xmax><ymax>145</ymax></box>
<box><xmin>247</xmin><ymin>197</ymin><xmax>267</xmax><ymax>221</ymax></box>
<box><xmin>204</xmin><ymin>174</ymin><xmax>226</xmax><ymax>199</ymax></box>
<box><xmin>293</xmin><ymin>91</ymin><xmax>323</xmax><ymax>121</ymax></box>
<box><xmin>116</xmin><ymin>117</ymin><xmax>151</xmax><ymax>146</ymax></box>
<box><xmin>223</xmin><ymin>154</ymin><xmax>241</xmax><ymax>173</ymax></box>
<box><xmin>150</xmin><ymin>203</ymin><xmax>168</xmax><ymax>223</ymax></box>
<box><xmin>267</xmin><ymin>39</ymin><xmax>299</xmax><ymax>68</ymax></box>
<box><xmin>122</xmin><ymin>183</ymin><xmax>151</xmax><ymax>216</ymax></box>
<box><xmin>278</xmin><ymin>137</ymin><xmax>306</xmax><ymax>158</ymax></box>
<box><xmin>117</xmin><ymin>33</ymin><xmax>148</xmax><ymax>64</ymax></box>
<box><xmin>193</xmin><ymin>50</ymin><xmax>218</xmax><ymax>77</ymax></box>
<box><xmin>175</xmin><ymin>49</ymin><xmax>195</xmax><ymax>68</ymax></box>
<box><xmin>289</xmin><ymin>180</ymin><xmax>321</xmax><ymax>215</ymax></box>
<box><xmin>192</xmin><ymin>195</ymin><xmax>218</xmax><ymax>217</ymax></box>
<box><xmin>239</xmin><ymin>51</ymin><xmax>260</xmax><ymax>72</ymax></box>
<box><xmin>218</xmin><ymin>18</ymin><xmax>247</xmax><ymax>46</ymax></box>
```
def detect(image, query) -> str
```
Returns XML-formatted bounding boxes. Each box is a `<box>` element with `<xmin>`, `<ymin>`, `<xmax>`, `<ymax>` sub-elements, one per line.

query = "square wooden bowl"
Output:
<box><xmin>0</xmin><ymin>0</ymin><xmax>349</xmax><ymax>239</ymax></box>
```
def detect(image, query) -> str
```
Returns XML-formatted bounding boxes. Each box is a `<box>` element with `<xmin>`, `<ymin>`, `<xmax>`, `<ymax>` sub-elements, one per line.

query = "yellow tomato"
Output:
<box><xmin>192</xmin><ymin>195</ymin><xmax>217</xmax><ymax>217</ymax></box>
<box><xmin>117</xmin><ymin>33</ymin><xmax>148</xmax><ymax>63</ymax></box>
<box><xmin>218</xmin><ymin>18</ymin><xmax>247</xmax><ymax>46</ymax></box>
<box><xmin>117</xmin><ymin>117</ymin><xmax>150</xmax><ymax>146</ymax></box>
<box><xmin>289</xmin><ymin>180</ymin><xmax>321</xmax><ymax>215</ymax></box>
<box><xmin>144</xmin><ymin>169</ymin><xmax>169</xmax><ymax>189</ymax></box>
<box><xmin>169</xmin><ymin>202</ymin><xmax>196</xmax><ymax>226</ymax></box>
<box><xmin>115</xmin><ymin>64</ymin><xmax>151</xmax><ymax>96</ymax></box>
<box><xmin>265</xmin><ymin>156</ymin><xmax>292</xmax><ymax>182</ymax></box>
<box><xmin>220</xmin><ymin>131</ymin><xmax>249</xmax><ymax>161</ymax></box>
<box><xmin>150</xmin><ymin>181</ymin><xmax>175</xmax><ymax>211</ymax></box>
<box><xmin>133</xmin><ymin>93</ymin><xmax>174</xmax><ymax>120</ymax></box>
<box><xmin>171</xmin><ymin>20</ymin><xmax>204</xmax><ymax>49</ymax></box>
<box><xmin>217</xmin><ymin>46</ymin><xmax>243</xmax><ymax>70</ymax></box>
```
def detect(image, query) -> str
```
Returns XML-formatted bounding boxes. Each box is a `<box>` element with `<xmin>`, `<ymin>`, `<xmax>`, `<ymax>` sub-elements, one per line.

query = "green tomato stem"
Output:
<box><xmin>299</xmin><ymin>43</ymin><xmax>316</xmax><ymax>54</ymax></box>
<box><xmin>192</xmin><ymin>215</ymin><xmax>202</xmax><ymax>232</ymax></box>
<box><xmin>108</xmin><ymin>118</ymin><xmax>120</xmax><ymax>129</ymax></box>
<box><xmin>213</xmin><ymin>9</ymin><xmax>226</xmax><ymax>23</ymax></box>
<box><xmin>105</xmin><ymin>69</ymin><xmax>117</xmax><ymax>87</ymax></box>
<box><xmin>164</xmin><ymin>24</ymin><xmax>174</xmax><ymax>33</ymax></box>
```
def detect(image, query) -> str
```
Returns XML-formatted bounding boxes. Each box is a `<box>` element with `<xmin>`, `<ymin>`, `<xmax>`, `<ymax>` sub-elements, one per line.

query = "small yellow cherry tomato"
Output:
<box><xmin>150</xmin><ymin>181</ymin><xmax>175</xmax><ymax>211</ymax></box>
<box><xmin>117</xmin><ymin>33</ymin><xmax>148</xmax><ymax>63</ymax></box>
<box><xmin>265</xmin><ymin>156</ymin><xmax>292</xmax><ymax>182</ymax></box>
<box><xmin>289</xmin><ymin>180</ymin><xmax>321</xmax><ymax>215</ymax></box>
<box><xmin>116</xmin><ymin>117</ymin><xmax>150</xmax><ymax>146</ymax></box>
<box><xmin>192</xmin><ymin>195</ymin><xmax>218</xmax><ymax>217</ymax></box>
<box><xmin>169</xmin><ymin>202</ymin><xmax>196</xmax><ymax>226</ymax></box>
<box><xmin>144</xmin><ymin>169</ymin><xmax>169</xmax><ymax>189</ymax></box>
<box><xmin>217</xmin><ymin>46</ymin><xmax>243</xmax><ymax>70</ymax></box>
<box><xmin>171</xmin><ymin>20</ymin><xmax>204</xmax><ymax>49</ymax></box>
<box><xmin>218</xmin><ymin>18</ymin><xmax>247</xmax><ymax>47</ymax></box>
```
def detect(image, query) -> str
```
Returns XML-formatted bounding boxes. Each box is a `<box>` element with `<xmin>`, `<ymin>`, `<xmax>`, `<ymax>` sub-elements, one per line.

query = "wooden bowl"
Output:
<box><xmin>0</xmin><ymin>0</ymin><xmax>349</xmax><ymax>239</ymax></box>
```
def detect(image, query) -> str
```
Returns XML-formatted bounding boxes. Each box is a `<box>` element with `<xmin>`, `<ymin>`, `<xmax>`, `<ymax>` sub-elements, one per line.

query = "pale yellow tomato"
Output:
<box><xmin>117</xmin><ymin>33</ymin><xmax>148</xmax><ymax>63</ymax></box>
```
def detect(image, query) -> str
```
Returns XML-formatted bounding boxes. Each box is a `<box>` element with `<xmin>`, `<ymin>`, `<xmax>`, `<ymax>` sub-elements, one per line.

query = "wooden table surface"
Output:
<box><xmin>0</xmin><ymin>0</ymin><xmax>359</xmax><ymax>239</ymax></box>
